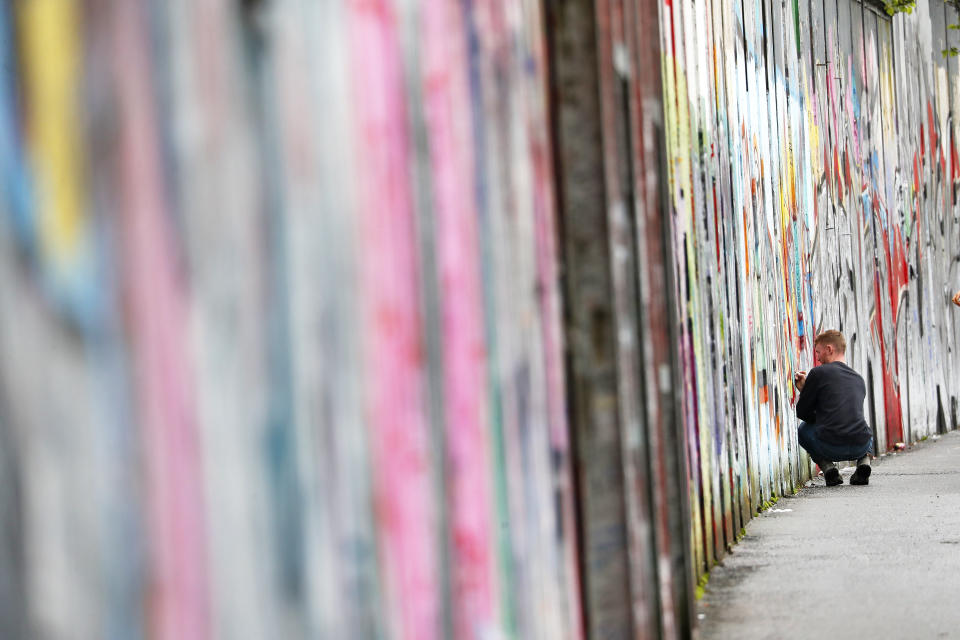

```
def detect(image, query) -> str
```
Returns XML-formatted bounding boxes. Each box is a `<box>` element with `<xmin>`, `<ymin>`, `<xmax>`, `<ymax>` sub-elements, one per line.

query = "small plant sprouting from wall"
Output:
<box><xmin>945</xmin><ymin>21</ymin><xmax>959</xmax><ymax>57</ymax></box>
<box><xmin>883</xmin><ymin>0</ymin><xmax>916</xmax><ymax>15</ymax></box>
<box><xmin>884</xmin><ymin>0</ymin><xmax>960</xmax><ymax>56</ymax></box>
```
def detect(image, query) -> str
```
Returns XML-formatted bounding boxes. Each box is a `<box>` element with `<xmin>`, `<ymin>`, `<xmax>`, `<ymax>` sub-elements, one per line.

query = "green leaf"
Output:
<box><xmin>884</xmin><ymin>0</ymin><xmax>917</xmax><ymax>15</ymax></box>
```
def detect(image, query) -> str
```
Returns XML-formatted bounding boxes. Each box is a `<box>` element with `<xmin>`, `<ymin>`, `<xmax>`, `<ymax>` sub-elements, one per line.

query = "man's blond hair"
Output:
<box><xmin>814</xmin><ymin>329</ymin><xmax>846</xmax><ymax>353</ymax></box>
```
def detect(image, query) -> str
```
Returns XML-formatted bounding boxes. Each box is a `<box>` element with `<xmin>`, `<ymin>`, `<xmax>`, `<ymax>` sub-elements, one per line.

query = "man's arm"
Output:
<box><xmin>795</xmin><ymin>368</ymin><xmax>818</xmax><ymax>422</ymax></box>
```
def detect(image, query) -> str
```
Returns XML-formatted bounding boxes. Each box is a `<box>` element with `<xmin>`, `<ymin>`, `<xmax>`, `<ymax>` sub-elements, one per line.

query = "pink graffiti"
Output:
<box><xmin>348</xmin><ymin>1</ymin><xmax>440</xmax><ymax>638</ymax></box>
<box><xmin>421</xmin><ymin>0</ymin><xmax>499</xmax><ymax>637</ymax></box>
<box><xmin>113</xmin><ymin>3</ymin><xmax>210</xmax><ymax>639</ymax></box>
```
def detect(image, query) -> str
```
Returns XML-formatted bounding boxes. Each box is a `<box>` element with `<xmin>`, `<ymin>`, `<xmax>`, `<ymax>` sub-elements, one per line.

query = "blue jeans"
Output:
<box><xmin>797</xmin><ymin>421</ymin><xmax>872</xmax><ymax>464</ymax></box>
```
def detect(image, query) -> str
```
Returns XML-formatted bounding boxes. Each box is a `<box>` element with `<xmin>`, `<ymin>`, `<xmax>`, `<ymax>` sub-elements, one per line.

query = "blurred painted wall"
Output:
<box><xmin>0</xmin><ymin>0</ymin><xmax>581</xmax><ymax>638</ymax></box>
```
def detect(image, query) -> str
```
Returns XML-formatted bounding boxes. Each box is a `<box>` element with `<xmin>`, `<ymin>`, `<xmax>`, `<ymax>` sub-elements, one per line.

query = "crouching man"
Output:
<box><xmin>793</xmin><ymin>330</ymin><xmax>874</xmax><ymax>486</ymax></box>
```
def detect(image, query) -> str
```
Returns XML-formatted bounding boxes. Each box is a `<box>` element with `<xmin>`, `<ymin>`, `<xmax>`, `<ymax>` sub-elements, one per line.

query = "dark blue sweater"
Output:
<box><xmin>796</xmin><ymin>361</ymin><xmax>872</xmax><ymax>446</ymax></box>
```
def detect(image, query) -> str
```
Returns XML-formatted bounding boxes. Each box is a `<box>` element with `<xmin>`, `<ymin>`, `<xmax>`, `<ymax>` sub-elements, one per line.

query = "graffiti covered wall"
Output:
<box><xmin>660</xmin><ymin>0</ymin><xmax>960</xmax><ymax>579</ymax></box>
<box><xmin>0</xmin><ymin>1</ymin><xmax>581</xmax><ymax>638</ymax></box>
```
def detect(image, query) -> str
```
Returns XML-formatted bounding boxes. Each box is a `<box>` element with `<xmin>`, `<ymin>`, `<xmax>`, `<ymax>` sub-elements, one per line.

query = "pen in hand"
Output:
<box><xmin>794</xmin><ymin>370</ymin><xmax>807</xmax><ymax>391</ymax></box>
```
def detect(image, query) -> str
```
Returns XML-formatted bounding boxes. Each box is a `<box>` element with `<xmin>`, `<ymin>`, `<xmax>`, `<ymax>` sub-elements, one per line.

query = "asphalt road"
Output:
<box><xmin>698</xmin><ymin>430</ymin><xmax>960</xmax><ymax>639</ymax></box>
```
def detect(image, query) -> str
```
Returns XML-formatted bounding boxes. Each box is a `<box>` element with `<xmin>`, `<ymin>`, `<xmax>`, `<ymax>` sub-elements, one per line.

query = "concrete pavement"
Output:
<box><xmin>698</xmin><ymin>430</ymin><xmax>960</xmax><ymax>639</ymax></box>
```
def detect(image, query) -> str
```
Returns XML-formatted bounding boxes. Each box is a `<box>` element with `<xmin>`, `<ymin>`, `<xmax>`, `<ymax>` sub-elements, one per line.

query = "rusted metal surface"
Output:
<box><xmin>547</xmin><ymin>0</ymin><xmax>693</xmax><ymax>635</ymax></box>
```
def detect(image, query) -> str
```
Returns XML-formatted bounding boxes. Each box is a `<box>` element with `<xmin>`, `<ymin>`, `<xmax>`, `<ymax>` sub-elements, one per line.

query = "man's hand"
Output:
<box><xmin>794</xmin><ymin>370</ymin><xmax>807</xmax><ymax>391</ymax></box>
<box><xmin>952</xmin><ymin>290</ymin><xmax>960</xmax><ymax>308</ymax></box>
